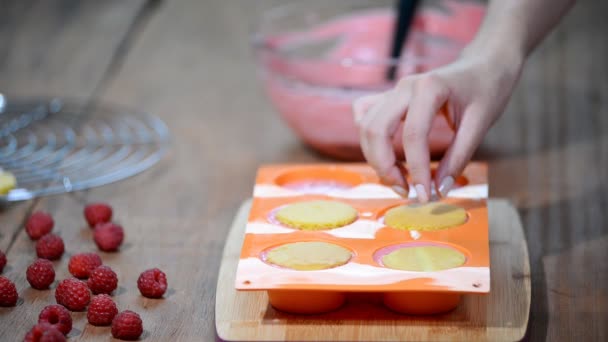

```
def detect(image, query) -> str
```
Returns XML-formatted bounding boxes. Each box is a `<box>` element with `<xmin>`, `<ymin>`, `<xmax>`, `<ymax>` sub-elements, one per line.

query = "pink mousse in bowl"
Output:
<box><xmin>253</xmin><ymin>0</ymin><xmax>485</xmax><ymax>160</ymax></box>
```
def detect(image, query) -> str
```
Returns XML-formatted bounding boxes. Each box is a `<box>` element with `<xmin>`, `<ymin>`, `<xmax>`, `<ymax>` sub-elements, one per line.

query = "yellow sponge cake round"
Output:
<box><xmin>275</xmin><ymin>200</ymin><xmax>358</xmax><ymax>230</ymax></box>
<box><xmin>266</xmin><ymin>241</ymin><xmax>352</xmax><ymax>271</ymax></box>
<box><xmin>384</xmin><ymin>202</ymin><xmax>467</xmax><ymax>231</ymax></box>
<box><xmin>382</xmin><ymin>246</ymin><xmax>466</xmax><ymax>271</ymax></box>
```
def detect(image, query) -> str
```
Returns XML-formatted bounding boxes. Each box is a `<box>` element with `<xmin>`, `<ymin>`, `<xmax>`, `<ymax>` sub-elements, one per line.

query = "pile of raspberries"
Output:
<box><xmin>0</xmin><ymin>202</ymin><xmax>168</xmax><ymax>341</ymax></box>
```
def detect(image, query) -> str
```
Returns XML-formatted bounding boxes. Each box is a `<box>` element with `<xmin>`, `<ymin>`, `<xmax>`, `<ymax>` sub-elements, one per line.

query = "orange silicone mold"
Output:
<box><xmin>236</xmin><ymin>163</ymin><xmax>490</xmax><ymax>315</ymax></box>
<box><xmin>252</xmin><ymin>162</ymin><xmax>487</xmax><ymax>198</ymax></box>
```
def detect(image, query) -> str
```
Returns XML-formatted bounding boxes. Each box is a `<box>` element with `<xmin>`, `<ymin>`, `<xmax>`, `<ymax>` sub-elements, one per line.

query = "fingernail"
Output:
<box><xmin>438</xmin><ymin>176</ymin><xmax>454</xmax><ymax>198</ymax></box>
<box><xmin>391</xmin><ymin>185</ymin><xmax>408</xmax><ymax>198</ymax></box>
<box><xmin>414</xmin><ymin>184</ymin><xmax>428</xmax><ymax>203</ymax></box>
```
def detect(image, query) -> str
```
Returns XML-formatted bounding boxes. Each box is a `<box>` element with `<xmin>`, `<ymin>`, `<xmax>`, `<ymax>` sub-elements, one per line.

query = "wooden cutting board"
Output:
<box><xmin>215</xmin><ymin>199</ymin><xmax>530</xmax><ymax>342</ymax></box>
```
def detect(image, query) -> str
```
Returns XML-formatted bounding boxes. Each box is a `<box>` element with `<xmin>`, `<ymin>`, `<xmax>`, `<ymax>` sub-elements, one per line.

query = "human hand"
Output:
<box><xmin>353</xmin><ymin>52</ymin><xmax>523</xmax><ymax>201</ymax></box>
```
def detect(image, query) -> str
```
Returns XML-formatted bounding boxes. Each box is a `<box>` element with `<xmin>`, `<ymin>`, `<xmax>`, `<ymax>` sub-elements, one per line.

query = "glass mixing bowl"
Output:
<box><xmin>253</xmin><ymin>0</ymin><xmax>485</xmax><ymax>160</ymax></box>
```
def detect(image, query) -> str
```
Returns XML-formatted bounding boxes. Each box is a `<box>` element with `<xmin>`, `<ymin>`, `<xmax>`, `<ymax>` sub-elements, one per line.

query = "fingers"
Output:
<box><xmin>354</xmin><ymin>94</ymin><xmax>400</xmax><ymax>188</ymax></box>
<box><xmin>402</xmin><ymin>76</ymin><xmax>449</xmax><ymax>203</ymax></box>
<box><xmin>435</xmin><ymin>103</ymin><xmax>488</xmax><ymax>197</ymax></box>
<box><xmin>439</xmin><ymin>102</ymin><xmax>456</xmax><ymax>131</ymax></box>
<box><xmin>353</xmin><ymin>93</ymin><xmax>383</xmax><ymax>125</ymax></box>
<box><xmin>354</xmin><ymin>85</ymin><xmax>412</xmax><ymax>195</ymax></box>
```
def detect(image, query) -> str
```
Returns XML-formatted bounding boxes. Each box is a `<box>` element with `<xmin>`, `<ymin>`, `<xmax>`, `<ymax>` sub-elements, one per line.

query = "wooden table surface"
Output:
<box><xmin>0</xmin><ymin>1</ymin><xmax>606</xmax><ymax>341</ymax></box>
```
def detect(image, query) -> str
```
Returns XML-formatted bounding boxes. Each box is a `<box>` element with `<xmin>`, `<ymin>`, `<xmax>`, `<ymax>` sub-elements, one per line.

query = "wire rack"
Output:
<box><xmin>0</xmin><ymin>95</ymin><xmax>170</xmax><ymax>203</ymax></box>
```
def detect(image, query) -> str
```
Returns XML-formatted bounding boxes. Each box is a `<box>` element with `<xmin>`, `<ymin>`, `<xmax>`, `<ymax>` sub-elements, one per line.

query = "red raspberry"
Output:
<box><xmin>137</xmin><ymin>268</ymin><xmax>167</xmax><ymax>298</ymax></box>
<box><xmin>38</xmin><ymin>304</ymin><xmax>72</xmax><ymax>335</ymax></box>
<box><xmin>87</xmin><ymin>294</ymin><xmax>118</xmax><ymax>326</ymax></box>
<box><xmin>0</xmin><ymin>249</ymin><xmax>6</xmax><ymax>272</ymax></box>
<box><xmin>93</xmin><ymin>223</ymin><xmax>124</xmax><ymax>252</ymax></box>
<box><xmin>27</xmin><ymin>259</ymin><xmax>56</xmax><ymax>290</ymax></box>
<box><xmin>0</xmin><ymin>276</ymin><xmax>18</xmax><ymax>306</ymax></box>
<box><xmin>68</xmin><ymin>253</ymin><xmax>102</xmax><ymax>279</ymax></box>
<box><xmin>35</xmin><ymin>234</ymin><xmax>65</xmax><ymax>260</ymax></box>
<box><xmin>24</xmin><ymin>322</ymin><xmax>65</xmax><ymax>342</ymax></box>
<box><xmin>111</xmin><ymin>310</ymin><xmax>143</xmax><ymax>341</ymax></box>
<box><xmin>26</xmin><ymin>211</ymin><xmax>55</xmax><ymax>240</ymax></box>
<box><xmin>55</xmin><ymin>278</ymin><xmax>90</xmax><ymax>311</ymax></box>
<box><xmin>84</xmin><ymin>203</ymin><xmax>113</xmax><ymax>228</ymax></box>
<box><xmin>87</xmin><ymin>265</ymin><xmax>118</xmax><ymax>295</ymax></box>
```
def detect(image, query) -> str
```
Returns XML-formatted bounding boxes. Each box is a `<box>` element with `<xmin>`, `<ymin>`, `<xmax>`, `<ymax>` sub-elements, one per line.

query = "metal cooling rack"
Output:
<box><xmin>0</xmin><ymin>95</ymin><xmax>170</xmax><ymax>203</ymax></box>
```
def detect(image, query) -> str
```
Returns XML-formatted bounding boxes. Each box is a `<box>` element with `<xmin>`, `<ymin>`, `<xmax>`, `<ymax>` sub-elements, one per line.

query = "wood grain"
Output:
<box><xmin>480</xmin><ymin>1</ymin><xmax>608</xmax><ymax>340</ymax></box>
<box><xmin>216</xmin><ymin>199</ymin><xmax>530</xmax><ymax>342</ymax></box>
<box><xmin>1</xmin><ymin>196</ymin><xmax>225</xmax><ymax>340</ymax></box>
<box><xmin>0</xmin><ymin>0</ymin><xmax>147</xmax><ymax>99</ymax></box>
<box><xmin>0</xmin><ymin>0</ymin><xmax>147</xmax><ymax>251</ymax></box>
<box><xmin>0</xmin><ymin>0</ymin><xmax>606</xmax><ymax>340</ymax></box>
<box><xmin>14</xmin><ymin>1</ymin><xmax>319</xmax><ymax>339</ymax></box>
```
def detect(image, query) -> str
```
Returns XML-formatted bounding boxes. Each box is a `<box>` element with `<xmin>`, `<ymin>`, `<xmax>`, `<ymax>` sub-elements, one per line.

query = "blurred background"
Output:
<box><xmin>0</xmin><ymin>0</ymin><xmax>606</xmax><ymax>341</ymax></box>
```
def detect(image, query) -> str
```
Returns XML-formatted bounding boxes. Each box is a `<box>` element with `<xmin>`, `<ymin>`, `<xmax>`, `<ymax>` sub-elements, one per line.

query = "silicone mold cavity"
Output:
<box><xmin>373</xmin><ymin>242</ymin><xmax>469</xmax><ymax>271</ymax></box>
<box><xmin>261</xmin><ymin>241</ymin><xmax>355</xmax><ymax>271</ymax></box>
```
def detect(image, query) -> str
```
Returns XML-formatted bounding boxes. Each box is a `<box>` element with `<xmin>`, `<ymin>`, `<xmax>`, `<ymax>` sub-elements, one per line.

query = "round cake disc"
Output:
<box><xmin>384</xmin><ymin>202</ymin><xmax>467</xmax><ymax>231</ymax></box>
<box><xmin>266</xmin><ymin>241</ymin><xmax>352</xmax><ymax>271</ymax></box>
<box><xmin>382</xmin><ymin>245</ymin><xmax>466</xmax><ymax>271</ymax></box>
<box><xmin>275</xmin><ymin>200</ymin><xmax>358</xmax><ymax>230</ymax></box>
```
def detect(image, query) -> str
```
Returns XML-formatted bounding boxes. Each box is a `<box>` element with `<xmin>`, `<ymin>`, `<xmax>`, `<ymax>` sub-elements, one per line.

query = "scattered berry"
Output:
<box><xmin>27</xmin><ymin>259</ymin><xmax>56</xmax><ymax>290</ymax></box>
<box><xmin>93</xmin><ymin>223</ymin><xmax>124</xmax><ymax>252</ymax></box>
<box><xmin>111</xmin><ymin>310</ymin><xmax>143</xmax><ymax>341</ymax></box>
<box><xmin>0</xmin><ymin>276</ymin><xmax>18</xmax><ymax>306</ymax></box>
<box><xmin>0</xmin><ymin>249</ymin><xmax>6</xmax><ymax>273</ymax></box>
<box><xmin>87</xmin><ymin>294</ymin><xmax>118</xmax><ymax>326</ymax></box>
<box><xmin>137</xmin><ymin>268</ymin><xmax>167</xmax><ymax>298</ymax></box>
<box><xmin>84</xmin><ymin>203</ymin><xmax>113</xmax><ymax>228</ymax></box>
<box><xmin>38</xmin><ymin>304</ymin><xmax>72</xmax><ymax>335</ymax></box>
<box><xmin>0</xmin><ymin>276</ymin><xmax>19</xmax><ymax>306</ymax></box>
<box><xmin>26</xmin><ymin>211</ymin><xmax>55</xmax><ymax>240</ymax></box>
<box><xmin>87</xmin><ymin>265</ymin><xmax>118</xmax><ymax>295</ymax></box>
<box><xmin>35</xmin><ymin>234</ymin><xmax>65</xmax><ymax>260</ymax></box>
<box><xmin>24</xmin><ymin>322</ymin><xmax>65</xmax><ymax>342</ymax></box>
<box><xmin>68</xmin><ymin>253</ymin><xmax>102</xmax><ymax>279</ymax></box>
<box><xmin>55</xmin><ymin>278</ymin><xmax>90</xmax><ymax>311</ymax></box>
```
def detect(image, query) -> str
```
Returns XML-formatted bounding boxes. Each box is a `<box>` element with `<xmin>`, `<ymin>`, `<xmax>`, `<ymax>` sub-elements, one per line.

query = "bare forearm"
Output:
<box><xmin>353</xmin><ymin>0</ymin><xmax>576</xmax><ymax>201</ymax></box>
<box><xmin>464</xmin><ymin>0</ymin><xmax>576</xmax><ymax>63</ymax></box>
